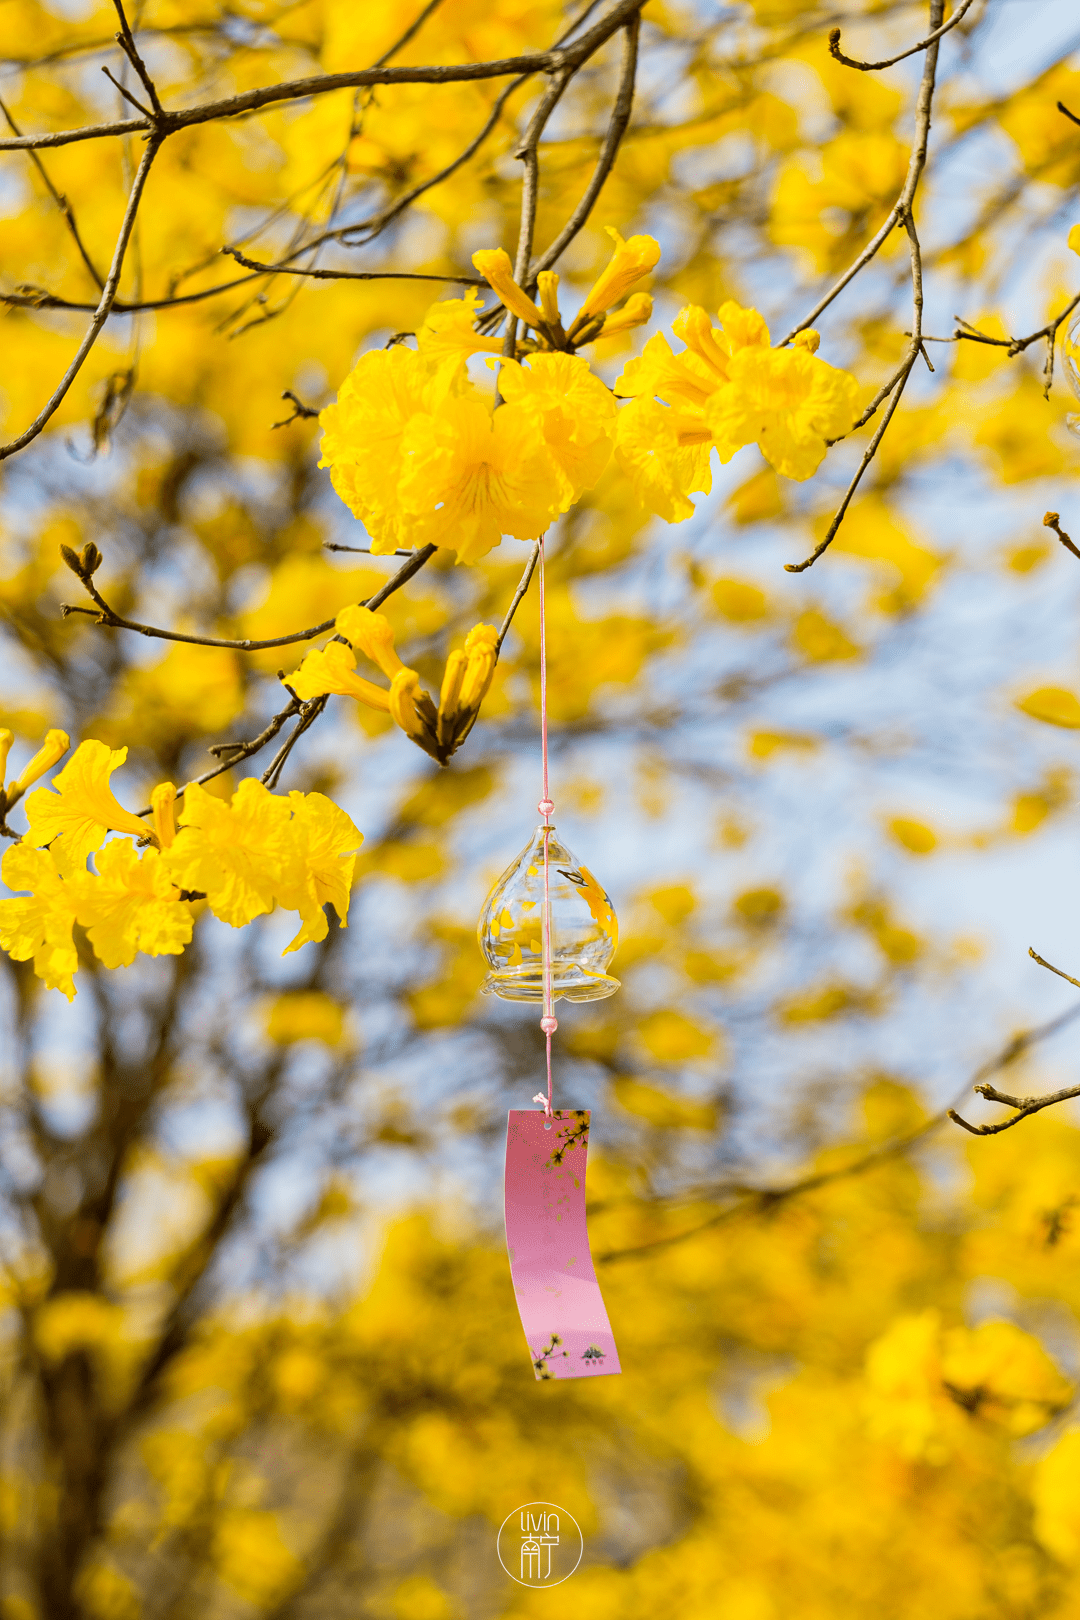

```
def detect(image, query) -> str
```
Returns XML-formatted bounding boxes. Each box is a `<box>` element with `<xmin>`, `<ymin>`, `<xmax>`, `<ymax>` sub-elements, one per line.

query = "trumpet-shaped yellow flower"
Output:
<box><xmin>319</xmin><ymin>345</ymin><xmax>461</xmax><ymax>555</ymax></box>
<box><xmin>23</xmin><ymin>740</ymin><xmax>150</xmax><ymax>863</ymax></box>
<box><xmin>277</xmin><ymin>792</ymin><xmax>363</xmax><ymax>954</ymax></box>
<box><xmin>436</xmin><ymin>623</ymin><xmax>499</xmax><ymax>755</ymax></box>
<box><xmin>496</xmin><ymin>354</ymin><xmax>616</xmax><ymax>505</ymax></box>
<box><xmin>164</xmin><ymin>779</ymin><xmax>293</xmax><ymax>928</ymax></box>
<box><xmin>600</xmin><ymin>292</ymin><xmax>653</xmax><ymax>338</ymax></box>
<box><xmin>708</xmin><ymin>339</ymin><xmax>860</xmax><ymax>481</ymax></box>
<box><xmin>70</xmin><ymin>840</ymin><xmax>195</xmax><ymax>969</ymax></box>
<box><xmin>416</xmin><ymin>291</ymin><xmax>503</xmax><ymax>362</ymax></box>
<box><xmin>568</xmin><ymin>228</ymin><xmax>661</xmax><ymax>336</ymax></box>
<box><xmin>0</xmin><ymin>843</ymin><xmax>79</xmax><ymax>1000</ymax></box>
<box><xmin>471</xmin><ymin>248</ymin><xmax>543</xmax><ymax>328</ymax></box>
<box><xmin>615</xmin><ymin>330</ymin><xmax>718</xmax><ymax>411</ymax></box>
<box><xmin>614</xmin><ymin>397</ymin><xmax>713</xmax><ymax>522</ymax></box>
<box><xmin>4</xmin><ymin>727</ymin><xmax>70</xmax><ymax>803</ymax></box>
<box><xmin>336</xmin><ymin>605</ymin><xmax>405</xmax><ymax>679</ymax></box>
<box><xmin>398</xmin><ymin>396</ymin><xmax>563</xmax><ymax>564</ymax></box>
<box><xmin>288</xmin><ymin>640</ymin><xmax>392</xmax><ymax>710</ymax></box>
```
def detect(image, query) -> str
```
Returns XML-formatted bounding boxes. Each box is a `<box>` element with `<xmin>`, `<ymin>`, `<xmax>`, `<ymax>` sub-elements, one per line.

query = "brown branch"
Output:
<box><xmin>780</xmin><ymin>0</ymin><xmax>949</xmax><ymax>348</ymax></box>
<box><xmin>223</xmin><ymin>247</ymin><xmax>485</xmax><ymax>286</ymax></box>
<box><xmin>827</xmin><ymin>0</ymin><xmax>976</xmax><ymax>73</ymax></box>
<box><xmin>1059</xmin><ymin>100</ymin><xmax>1080</xmax><ymax>129</ymax></box>
<box><xmin>600</xmin><ymin>996</ymin><xmax>1080</xmax><ymax>1263</ymax></box>
<box><xmin>0</xmin><ymin>133</ymin><xmax>162</xmax><ymax>463</ymax></box>
<box><xmin>948</xmin><ymin>951</ymin><xmax>1080</xmax><ymax>1134</ymax></box>
<box><xmin>271</xmin><ymin>389</ymin><xmax>320</xmax><ymax>428</ymax></box>
<box><xmin>496</xmin><ymin>543</ymin><xmax>540</xmax><ymax>651</ymax></box>
<box><xmin>1044</xmin><ymin>512</ymin><xmax>1080</xmax><ymax>561</ymax></box>
<box><xmin>59</xmin><ymin>541</ymin><xmax>437</xmax><ymax>653</ymax></box>
<box><xmin>110</xmin><ymin>0</ymin><xmax>165</xmax><ymax>116</ymax></box>
<box><xmin>101</xmin><ymin>63</ymin><xmax>152</xmax><ymax>117</ymax></box>
<box><xmin>0</xmin><ymin>0</ymin><xmax>648</xmax><ymax>153</ymax></box>
<box><xmin>0</xmin><ymin>95</ymin><xmax>105</xmax><ymax>291</ymax></box>
<box><xmin>952</xmin><ymin>292</ymin><xmax>1080</xmax><ymax>397</ymax></box>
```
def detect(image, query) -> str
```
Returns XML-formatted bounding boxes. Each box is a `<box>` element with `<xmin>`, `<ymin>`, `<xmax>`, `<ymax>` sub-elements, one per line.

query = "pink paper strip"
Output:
<box><xmin>504</xmin><ymin>1109</ymin><xmax>621</xmax><ymax>1380</ymax></box>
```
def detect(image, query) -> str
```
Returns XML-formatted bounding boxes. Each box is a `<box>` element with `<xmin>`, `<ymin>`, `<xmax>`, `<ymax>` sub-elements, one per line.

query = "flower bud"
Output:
<box><xmin>9</xmin><ymin>729</ymin><xmax>70</xmax><ymax>797</ymax></box>
<box><xmin>472</xmin><ymin>248</ymin><xmax>544</xmax><ymax>329</ymax></box>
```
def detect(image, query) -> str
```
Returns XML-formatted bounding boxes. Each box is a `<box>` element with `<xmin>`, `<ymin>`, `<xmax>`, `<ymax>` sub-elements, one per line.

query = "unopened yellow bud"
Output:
<box><xmin>388</xmin><ymin>668</ymin><xmax>426</xmax><ymax>742</ymax></box>
<box><xmin>151</xmin><ymin>781</ymin><xmax>177</xmax><ymax>850</ymax></box>
<box><xmin>792</xmin><ymin>328</ymin><xmax>821</xmax><ymax>354</ymax></box>
<box><xmin>459</xmin><ymin>623</ymin><xmax>499</xmax><ymax>709</ymax></box>
<box><xmin>537</xmin><ymin>271</ymin><xmax>560</xmax><ymax>326</ymax></box>
<box><xmin>438</xmin><ymin>649</ymin><xmax>467</xmax><ymax>718</ymax></box>
<box><xmin>9</xmin><ymin>729</ymin><xmax>70</xmax><ymax>797</ymax></box>
<box><xmin>336</xmin><ymin>605</ymin><xmax>404</xmax><ymax>680</ymax></box>
<box><xmin>472</xmin><ymin>248</ymin><xmax>544</xmax><ymax>328</ymax></box>
<box><xmin>599</xmin><ymin>293</ymin><xmax>653</xmax><ymax>338</ymax></box>
<box><xmin>0</xmin><ymin>729</ymin><xmax>13</xmax><ymax>788</ymax></box>
<box><xmin>572</xmin><ymin>229</ymin><xmax>661</xmax><ymax>328</ymax></box>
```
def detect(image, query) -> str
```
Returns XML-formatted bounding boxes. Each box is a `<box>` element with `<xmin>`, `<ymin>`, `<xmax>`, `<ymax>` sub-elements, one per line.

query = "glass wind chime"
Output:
<box><xmin>477</xmin><ymin>538</ymin><xmax>622</xmax><ymax>1382</ymax></box>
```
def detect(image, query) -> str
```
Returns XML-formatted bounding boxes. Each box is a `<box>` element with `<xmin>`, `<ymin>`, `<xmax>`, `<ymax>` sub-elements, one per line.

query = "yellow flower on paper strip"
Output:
<box><xmin>613</xmin><ymin>396</ymin><xmax>713</xmax><ymax>522</ymax></box>
<box><xmin>69</xmin><ymin>840</ymin><xmax>195</xmax><ymax>969</ymax></box>
<box><xmin>0</xmin><ymin>843</ymin><xmax>79</xmax><ymax>1000</ymax></box>
<box><xmin>276</xmin><ymin>792</ymin><xmax>363</xmax><ymax>954</ymax></box>
<box><xmin>416</xmin><ymin>291</ymin><xmax>503</xmax><ymax>362</ymax></box>
<box><xmin>567</xmin><ymin>228</ymin><xmax>661</xmax><ymax>340</ymax></box>
<box><xmin>164</xmin><ymin>778</ymin><xmax>293</xmax><ymax>928</ymax></box>
<box><xmin>288</xmin><ymin>640</ymin><xmax>392</xmax><ymax>710</ymax></box>
<box><xmin>23</xmin><ymin>740</ymin><xmax>151</xmax><ymax>864</ymax></box>
<box><xmin>319</xmin><ymin>345</ymin><xmax>462</xmax><ymax>556</ymax></box>
<box><xmin>496</xmin><ymin>354</ymin><xmax>616</xmax><ymax>504</ymax></box>
<box><xmin>398</xmin><ymin>397</ymin><xmax>563</xmax><ymax>564</ymax></box>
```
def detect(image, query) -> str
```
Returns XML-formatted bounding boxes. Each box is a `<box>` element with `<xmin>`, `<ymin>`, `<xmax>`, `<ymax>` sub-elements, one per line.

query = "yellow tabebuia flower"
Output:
<box><xmin>613</xmin><ymin>396</ymin><xmax>713</xmax><ymax>522</ymax></box>
<box><xmin>23</xmin><ymin>740</ymin><xmax>150</xmax><ymax>863</ymax></box>
<box><xmin>496</xmin><ymin>353</ymin><xmax>616</xmax><ymax>505</ymax></box>
<box><xmin>470</xmin><ymin>247</ymin><xmax>543</xmax><ymax>328</ymax></box>
<box><xmin>319</xmin><ymin>345</ymin><xmax>461</xmax><ymax>556</ymax></box>
<box><xmin>276</xmin><ymin>791</ymin><xmax>363</xmax><ymax>954</ymax></box>
<box><xmin>69</xmin><ymin>840</ymin><xmax>195</xmax><ymax>969</ymax></box>
<box><xmin>398</xmin><ymin>396</ymin><xmax>563</xmax><ymax>564</ymax></box>
<box><xmin>336</xmin><ymin>605</ymin><xmax>405</xmax><ymax>680</ymax></box>
<box><xmin>0</xmin><ymin>842</ymin><xmax>79</xmax><ymax>1000</ymax></box>
<box><xmin>708</xmin><ymin>336</ymin><xmax>860</xmax><ymax>480</ymax></box>
<box><xmin>1068</xmin><ymin>222</ymin><xmax>1080</xmax><ymax>255</ymax></box>
<box><xmin>599</xmin><ymin>292</ymin><xmax>653</xmax><ymax>338</ymax></box>
<box><xmin>288</xmin><ymin>640</ymin><xmax>392</xmax><ymax>710</ymax></box>
<box><xmin>569</xmin><ymin>228</ymin><xmax>661</xmax><ymax>336</ymax></box>
<box><xmin>0</xmin><ymin>728</ymin><xmax>14</xmax><ymax>787</ymax></box>
<box><xmin>164</xmin><ymin>778</ymin><xmax>293</xmax><ymax>928</ymax></box>
<box><xmin>151</xmin><ymin>782</ymin><xmax>178</xmax><ymax>850</ymax></box>
<box><xmin>416</xmin><ymin>291</ymin><xmax>504</xmax><ymax>362</ymax></box>
<box><xmin>3</xmin><ymin>727</ymin><xmax>70</xmax><ymax>803</ymax></box>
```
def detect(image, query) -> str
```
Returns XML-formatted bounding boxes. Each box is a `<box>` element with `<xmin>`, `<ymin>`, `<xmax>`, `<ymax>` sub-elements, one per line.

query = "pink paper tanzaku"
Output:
<box><xmin>504</xmin><ymin>1109</ymin><xmax>621</xmax><ymax>1380</ymax></box>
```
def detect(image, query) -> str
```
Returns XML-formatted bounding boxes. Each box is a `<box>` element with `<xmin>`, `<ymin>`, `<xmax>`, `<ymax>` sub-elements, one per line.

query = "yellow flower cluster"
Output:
<box><xmin>614</xmin><ymin>302</ymin><xmax>860</xmax><ymax>520</ymax></box>
<box><xmin>318</xmin><ymin>229</ymin><xmax>656</xmax><ymax>564</ymax></box>
<box><xmin>319</xmin><ymin>231</ymin><xmax>858</xmax><ymax>552</ymax></box>
<box><xmin>0</xmin><ymin>739</ymin><xmax>363</xmax><ymax>998</ymax></box>
<box><xmin>287</xmin><ymin>604</ymin><xmax>499</xmax><ymax>766</ymax></box>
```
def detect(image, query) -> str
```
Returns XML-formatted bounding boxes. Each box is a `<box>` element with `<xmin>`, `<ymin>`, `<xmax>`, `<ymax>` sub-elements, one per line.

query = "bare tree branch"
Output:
<box><xmin>827</xmin><ymin>0</ymin><xmax>977</xmax><ymax>73</ymax></box>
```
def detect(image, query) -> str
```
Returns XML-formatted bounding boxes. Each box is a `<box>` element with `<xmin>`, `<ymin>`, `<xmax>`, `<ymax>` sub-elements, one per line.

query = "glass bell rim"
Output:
<box><xmin>481</xmin><ymin>966</ymin><xmax>621</xmax><ymax>1004</ymax></box>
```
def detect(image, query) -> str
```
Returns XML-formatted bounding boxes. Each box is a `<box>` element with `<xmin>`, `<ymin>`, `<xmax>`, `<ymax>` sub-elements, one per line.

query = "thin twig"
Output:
<box><xmin>0</xmin><ymin>95</ymin><xmax>104</xmax><ymax>290</ymax></box>
<box><xmin>1059</xmin><ymin>100</ymin><xmax>1080</xmax><ymax>129</ymax></box>
<box><xmin>496</xmin><ymin>544</ymin><xmax>540</xmax><ymax>651</ymax></box>
<box><xmin>1044</xmin><ymin>512</ymin><xmax>1080</xmax><ymax>562</ymax></box>
<box><xmin>111</xmin><ymin>0</ymin><xmax>164</xmax><ymax>116</ymax></box>
<box><xmin>948</xmin><ymin>951</ymin><xmax>1080</xmax><ymax>1134</ymax></box>
<box><xmin>827</xmin><ymin>0</ymin><xmax>976</xmax><ymax>73</ymax></box>
<box><xmin>0</xmin><ymin>0</ymin><xmax>649</xmax><ymax>153</ymax></box>
<box><xmin>780</xmin><ymin>0</ymin><xmax>949</xmax><ymax>348</ymax></box>
<box><xmin>0</xmin><ymin>133</ymin><xmax>161</xmax><ymax>463</ymax></box>
<box><xmin>952</xmin><ymin>292</ymin><xmax>1080</xmax><ymax>398</ymax></box>
<box><xmin>599</xmin><ymin>998</ymin><xmax>1080</xmax><ymax>1263</ymax></box>
<box><xmin>223</xmin><ymin>248</ymin><xmax>485</xmax><ymax>286</ymax></box>
<box><xmin>62</xmin><ymin>542</ymin><xmax>437</xmax><ymax>656</ymax></box>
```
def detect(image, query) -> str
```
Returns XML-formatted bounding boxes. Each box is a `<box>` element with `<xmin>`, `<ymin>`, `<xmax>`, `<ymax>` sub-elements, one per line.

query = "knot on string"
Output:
<box><xmin>532</xmin><ymin>1091</ymin><xmax>554</xmax><ymax>1122</ymax></box>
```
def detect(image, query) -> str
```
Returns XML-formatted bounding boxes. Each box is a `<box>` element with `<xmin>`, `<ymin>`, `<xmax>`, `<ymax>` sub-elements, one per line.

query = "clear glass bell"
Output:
<box><xmin>477</xmin><ymin>826</ymin><xmax>620</xmax><ymax>1002</ymax></box>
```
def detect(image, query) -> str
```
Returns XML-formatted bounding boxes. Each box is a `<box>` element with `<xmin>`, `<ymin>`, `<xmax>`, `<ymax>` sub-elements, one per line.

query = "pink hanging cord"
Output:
<box><xmin>534</xmin><ymin>534</ymin><xmax>557</xmax><ymax>1121</ymax></box>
